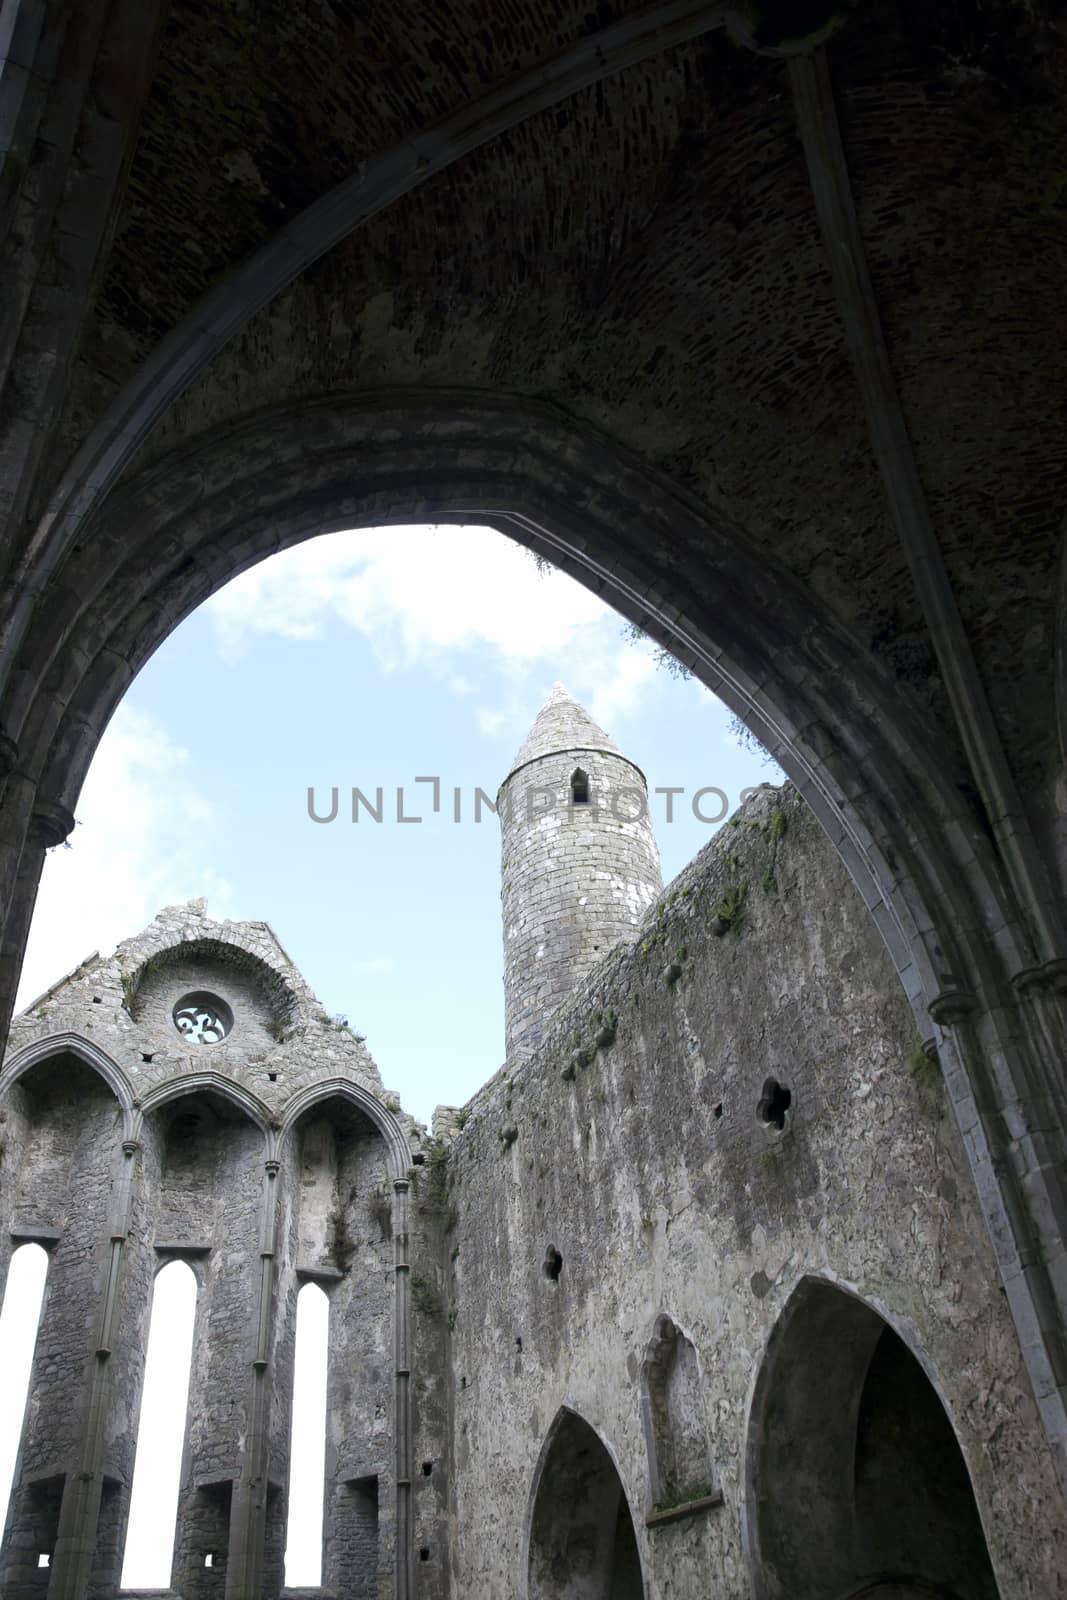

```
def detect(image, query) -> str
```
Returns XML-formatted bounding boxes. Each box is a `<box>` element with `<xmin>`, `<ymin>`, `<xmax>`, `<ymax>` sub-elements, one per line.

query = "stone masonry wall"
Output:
<box><xmin>443</xmin><ymin>784</ymin><xmax>1067</xmax><ymax>1600</ymax></box>
<box><xmin>500</xmin><ymin>748</ymin><xmax>662</xmax><ymax>1056</ymax></box>
<box><xmin>0</xmin><ymin>898</ymin><xmax>436</xmax><ymax>1597</ymax></box>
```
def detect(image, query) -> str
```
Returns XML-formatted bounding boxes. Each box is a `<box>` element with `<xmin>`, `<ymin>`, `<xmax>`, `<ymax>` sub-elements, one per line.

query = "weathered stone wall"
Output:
<box><xmin>443</xmin><ymin>784</ymin><xmax>1067</xmax><ymax>1600</ymax></box>
<box><xmin>0</xmin><ymin>899</ymin><xmax>430</xmax><ymax>1598</ymax></box>
<box><xmin>0</xmin><ymin>1058</ymin><xmax>122</xmax><ymax>1596</ymax></box>
<box><xmin>3</xmin><ymin>796</ymin><xmax>1065</xmax><ymax>1596</ymax></box>
<box><xmin>274</xmin><ymin>1104</ymin><xmax>396</xmax><ymax>1598</ymax></box>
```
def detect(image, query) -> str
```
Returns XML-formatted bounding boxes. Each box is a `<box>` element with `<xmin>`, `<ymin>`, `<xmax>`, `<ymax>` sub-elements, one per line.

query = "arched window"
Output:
<box><xmin>640</xmin><ymin>1314</ymin><xmax>715</xmax><ymax>1510</ymax></box>
<box><xmin>284</xmin><ymin>1282</ymin><xmax>330</xmax><ymax>1585</ymax></box>
<box><xmin>120</xmin><ymin>1260</ymin><xmax>197</xmax><ymax>1589</ymax></box>
<box><xmin>0</xmin><ymin>1244</ymin><xmax>50</xmax><ymax>1537</ymax></box>
<box><xmin>570</xmin><ymin>767</ymin><xmax>590</xmax><ymax>805</ymax></box>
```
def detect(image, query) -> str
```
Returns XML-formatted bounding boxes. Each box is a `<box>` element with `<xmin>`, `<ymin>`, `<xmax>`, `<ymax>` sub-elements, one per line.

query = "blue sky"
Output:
<box><xmin>18</xmin><ymin>525</ymin><xmax>781</xmax><ymax>1128</ymax></box>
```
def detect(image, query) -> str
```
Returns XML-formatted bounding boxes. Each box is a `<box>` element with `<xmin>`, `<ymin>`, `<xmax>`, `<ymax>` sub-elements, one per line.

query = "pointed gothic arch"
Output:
<box><xmin>139</xmin><ymin>1071</ymin><xmax>272</xmax><ymax>1140</ymax></box>
<box><xmin>280</xmin><ymin>1076</ymin><xmax>410</xmax><ymax>1180</ymax></box>
<box><xmin>745</xmin><ymin>1276</ymin><xmax>999</xmax><ymax>1600</ymax></box>
<box><xmin>526</xmin><ymin>1408</ymin><xmax>644</xmax><ymax>1600</ymax></box>
<box><xmin>0</xmin><ymin>1033</ymin><xmax>133</xmax><ymax>1129</ymax></box>
<box><xmin>639</xmin><ymin>1314</ymin><xmax>716</xmax><ymax>1512</ymax></box>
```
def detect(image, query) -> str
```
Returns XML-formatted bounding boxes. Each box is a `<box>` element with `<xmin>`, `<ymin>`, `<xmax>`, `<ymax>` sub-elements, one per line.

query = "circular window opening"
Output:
<box><xmin>173</xmin><ymin>992</ymin><xmax>234</xmax><ymax>1045</ymax></box>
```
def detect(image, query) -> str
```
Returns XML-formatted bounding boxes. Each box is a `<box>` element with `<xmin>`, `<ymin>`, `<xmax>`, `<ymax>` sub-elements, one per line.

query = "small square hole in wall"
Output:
<box><xmin>421</xmin><ymin>1460</ymin><xmax>433</xmax><ymax>1476</ymax></box>
<box><xmin>37</xmin><ymin>1554</ymin><xmax>50</xmax><ymax>1568</ymax></box>
<box><xmin>204</xmin><ymin>1553</ymin><xmax>215</xmax><ymax>1567</ymax></box>
<box><xmin>268</xmin><ymin>1072</ymin><xmax>277</xmax><ymax>1082</ymax></box>
<box><xmin>419</xmin><ymin>1547</ymin><xmax>431</xmax><ymax>1562</ymax></box>
<box><xmin>92</xmin><ymin>996</ymin><xmax>101</xmax><ymax>1004</ymax></box>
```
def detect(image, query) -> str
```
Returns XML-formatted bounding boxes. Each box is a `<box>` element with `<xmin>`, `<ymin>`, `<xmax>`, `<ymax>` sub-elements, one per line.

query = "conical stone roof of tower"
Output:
<box><xmin>504</xmin><ymin>682</ymin><xmax>642</xmax><ymax>783</ymax></box>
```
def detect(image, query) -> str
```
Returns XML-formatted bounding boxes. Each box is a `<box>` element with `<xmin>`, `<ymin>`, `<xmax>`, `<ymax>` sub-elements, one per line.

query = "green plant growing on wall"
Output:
<box><xmin>714</xmin><ymin>885</ymin><xmax>747</xmax><ymax>935</ymax></box>
<box><xmin>411</xmin><ymin>1271</ymin><xmax>444</xmax><ymax>1319</ymax></box>
<box><xmin>911</xmin><ymin>1042</ymin><xmax>941</xmax><ymax>1080</ymax></box>
<box><xmin>760</xmin><ymin>868</ymin><xmax>777</xmax><ymax>895</ymax></box>
<box><xmin>414</xmin><ymin>1139</ymin><xmax>457</xmax><ymax>1230</ymax></box>
<box><xmin>368</xmin><ymin>1184</ymin><xmax>392</xmax><ymax>1240</ymax></box>
<box><xmin>327</xmin><ymin>1202</ymin><xmax>356</xmax><ymax>1273</ymax></box>
<box><xmin>653</xmin><ymin>1478</ymin><xmax>715</xmax><ymax>1513</ymax></box>
<box><xmin>770</xmin><ymin>807</ymin><xmax>788</xmax><ymax>841</ymax></box>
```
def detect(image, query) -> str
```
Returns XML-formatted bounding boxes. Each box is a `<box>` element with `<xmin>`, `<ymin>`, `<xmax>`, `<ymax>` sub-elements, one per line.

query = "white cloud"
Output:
<box><xmin>206</xmin><ymin>525</ymin><xmax>609</xmax><ymax>668</ymax></box>
<box><xmin>203</xmin><ymin>522</ymin><xmax>680</xmax><ymax>751</ymax></box>
<box><xmin>16</xmin><ymin>706</ymin><xmax>233</xmax><ymax>1010</ymax></box>
<box><xmin>352</xmin><ymin>956</ymin><xmax>394</xmax><ymax>977</ymax></box>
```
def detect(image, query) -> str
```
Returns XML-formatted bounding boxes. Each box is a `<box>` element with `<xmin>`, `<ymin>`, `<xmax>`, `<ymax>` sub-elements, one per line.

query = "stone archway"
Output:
<box><xmin>746</xmin><ymin>1278</ymin><xmax>999</xmax><ymax>1600</ymax></box>
<box><xmin>528</xmin><ymin>1410</ymin><xmax>644</xmax><ymax>1600</ymax></box>
<box><xmin>0</xmin><ymin>394</ymin><xmax>1063</xmax><ymax>1491</ymax></box>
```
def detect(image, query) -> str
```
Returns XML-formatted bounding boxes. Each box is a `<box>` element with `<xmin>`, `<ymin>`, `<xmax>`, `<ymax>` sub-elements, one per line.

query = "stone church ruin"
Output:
<box><xmin>0</xmin><ymin>690</ymin><xmax>1061</xmax><ymax>1595</ymax></box>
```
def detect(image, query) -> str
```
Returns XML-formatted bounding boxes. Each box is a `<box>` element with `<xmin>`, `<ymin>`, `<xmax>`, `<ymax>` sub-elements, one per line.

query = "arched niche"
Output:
<box><xmin>124</xmin><ymin>935</ymin><xmax>297</xmax><ymax>1047</ymax></box>
<box><xmin>527</xmin><ymin>1409</ymin><xmax>644</xmax><ymax>1600</ymax></box>
<box><xmin>639</xmin><ymin>1314</ymin><xmax>715</xmax><ymax>1511</ymax></box>
<box><xmin>275</xmin><ymin>1093</ymin><xmax>393</xmax><ymax>1600</ymax></box>
<box><xmin>746</xmin><ymin>1278</ymin><xmax>999</xmax><ymax>1600</ymax></box>
<box><xmin>0</xmin><ymin>1053</ymin><xmax>123</xmax><ymax>1593</ymax></box>
<box><xmin>145</xmin><ymin>1085</ymin><xmax>267</xmax><ymax>1245</ymax></box>
<box><xmin>285</xmin><ymin>1092</ymin><xmax>392</xmax><ymax>1275</ymax></box>
<box><xmin>137</xmin><ymin>1087</ymin><xmax>265</xmax><ymax>1600</ymax></box>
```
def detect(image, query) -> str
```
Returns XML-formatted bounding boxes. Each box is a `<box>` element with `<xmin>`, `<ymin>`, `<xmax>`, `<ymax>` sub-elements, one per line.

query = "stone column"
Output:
<box><xmin>225</xmin><ymin>1154</ymin><xmax>280</xmax><ymax>1599</ymax></box>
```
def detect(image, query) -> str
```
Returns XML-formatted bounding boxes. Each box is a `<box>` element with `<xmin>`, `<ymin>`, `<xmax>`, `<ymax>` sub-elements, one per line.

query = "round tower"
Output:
<box><xmin>499</xmin><ymin>683</ymin><xmax>663</xmax><ymax>1056</ymax></box>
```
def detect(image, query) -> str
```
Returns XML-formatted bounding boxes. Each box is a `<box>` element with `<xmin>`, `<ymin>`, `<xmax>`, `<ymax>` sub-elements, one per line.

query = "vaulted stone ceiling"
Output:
<box><xmin>52</xmin><ymin>0</ymin><xmax>1063</xmax><ymax>795</ymax></box>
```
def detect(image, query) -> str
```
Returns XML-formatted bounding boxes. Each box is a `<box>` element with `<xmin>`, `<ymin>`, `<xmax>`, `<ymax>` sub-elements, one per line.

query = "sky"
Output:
<box><xmin>3</xmin><ymin>524</ymin><xmax>781</xmax><ymax>1577</ymax></box>
<box><xmin>17</xmin><ymin>523</ymin><xmax>781</xmax><ymax>1130</ymax></box>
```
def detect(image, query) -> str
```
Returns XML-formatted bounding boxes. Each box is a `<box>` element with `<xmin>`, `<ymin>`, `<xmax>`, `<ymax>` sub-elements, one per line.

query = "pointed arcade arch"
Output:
<box><xmin>745</xmin><ymin>1277</ymin><xmax>999</xmax><ymax>1600</ymax></box>
<box><xmin>527</xmin><ymin>1408</ymin><xmax>644</xmax><ymax>1600</ymax></box>
<box><xmin>0</xmin><ymin>1033</ymin><xmax>134</xmax><ymax>1132</ymax></box>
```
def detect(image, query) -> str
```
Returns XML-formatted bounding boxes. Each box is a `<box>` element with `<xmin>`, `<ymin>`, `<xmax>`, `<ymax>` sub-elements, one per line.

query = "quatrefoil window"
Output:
<box><xmin>173</xmin><ymin>992</ymin><xmax>233</xmax><ymax>1045</ymax></box>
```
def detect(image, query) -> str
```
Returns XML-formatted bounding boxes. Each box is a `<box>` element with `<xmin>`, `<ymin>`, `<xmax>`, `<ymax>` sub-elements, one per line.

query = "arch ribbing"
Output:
<box><xmin>0</xmin><ymin>1032</ymin><xmax>134</xmax><ymax>1125</ymax></box>
<box><xmin>280</xmin><ymin>1077</ymin><xmax>409</xmax><ymax>1181</ymax></box>
<box><xmin>139</xmin><ymin>1071</ymin><xmax>271</xmax><ymax>1138</ymax></box>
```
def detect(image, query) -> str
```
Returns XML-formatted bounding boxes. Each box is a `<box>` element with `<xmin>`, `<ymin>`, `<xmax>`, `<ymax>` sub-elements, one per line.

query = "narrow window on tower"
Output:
<box><xmin>284</xmin><ymin>1283</ymin><xmax>330</xmax><ymax>1586</ymax></box>
<box><xmin>120</xmin><ymin>1260</ymin><xmax>197</xmax><ymax>1588</ymax></box>
<box><xmin>0</xmin><ymin>1243</ymin><xmax>50</xmax><ymax>1534</ymax></box>
<box><xmin>570</xmin><ymin>767</ymin><xmax>590</xmax><ymax>805</ymax></box>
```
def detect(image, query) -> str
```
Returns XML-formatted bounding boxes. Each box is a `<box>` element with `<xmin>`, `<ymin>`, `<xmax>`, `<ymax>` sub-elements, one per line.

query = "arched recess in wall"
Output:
<box><xmin>280</xmin><ymin>1088</ymin><xmax>397</xmax><ymax>1599</ymax></box>
<box><xmin>0</xmin><ymin>1033</ymin><xmax>134</xmax><ymax>1129</ymax></box>
<box><xmin>527</xmin><ymin>1408</ymin><xmax>644</xmax><ymax>1600</ymax></box>
<box><xmin>639</xmin><ymin>1314</ymin><xmax>717</xmax><ymax>1512</ymax></box>
<box><xmin>0</xmin><ymin>1047</ymin><xmax>125</xmax><ymax>1589</ymax></box>
<box><xmin>138</xmin><ymin>1085</ymin><xmax>267</xmax><ymax>1600</ymax></box>
<box><xmin>745</xmin><ymin>1277</ymin><xmax>1000</xmax><ymax>1600</ymax></box>
<box><xmin>120</xmin><ymin>1259</ymin><xmax>198</xmax><ymax>1589</ymax></box>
